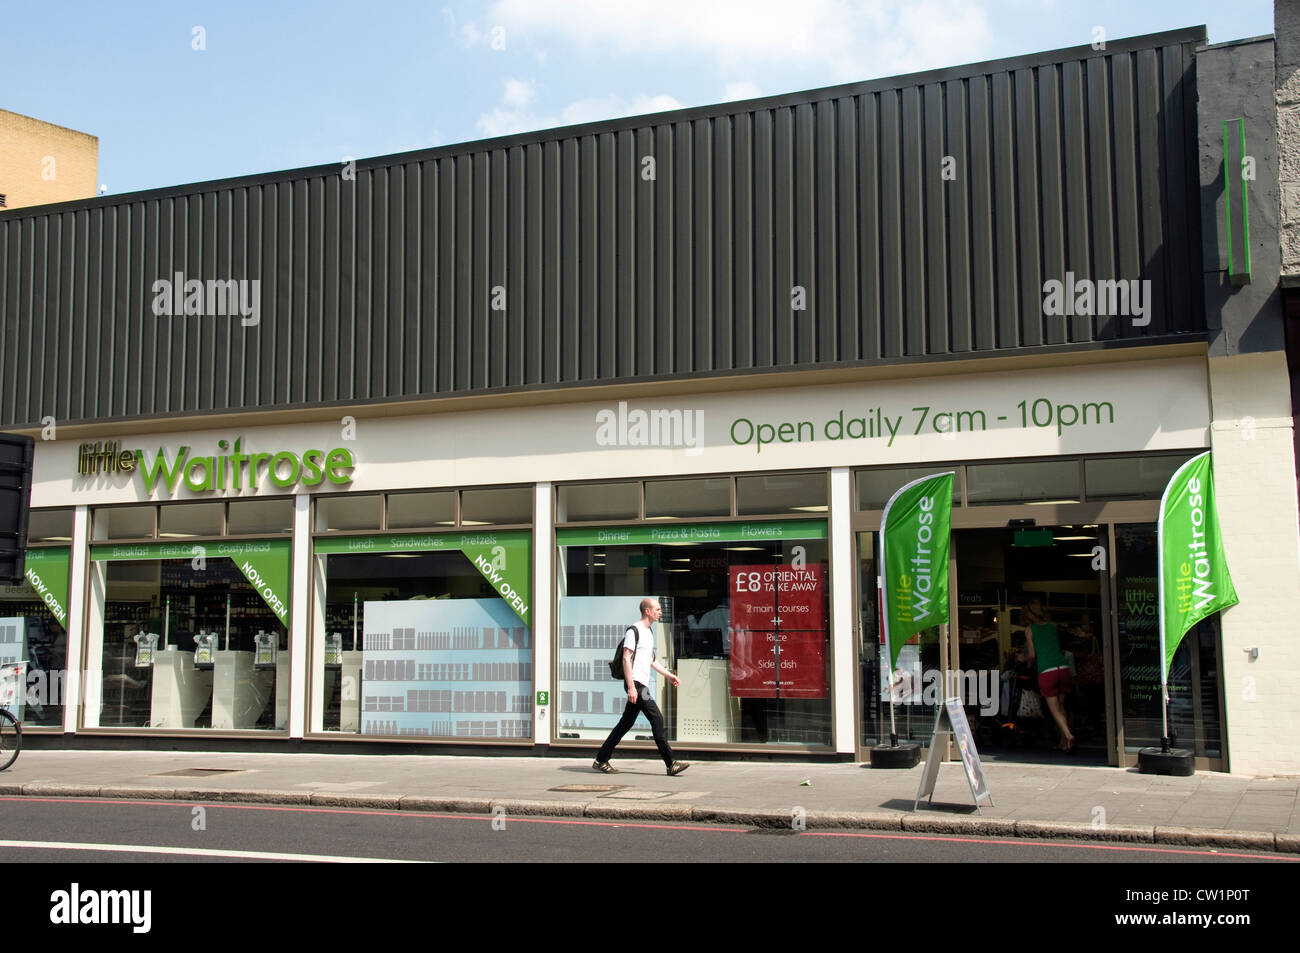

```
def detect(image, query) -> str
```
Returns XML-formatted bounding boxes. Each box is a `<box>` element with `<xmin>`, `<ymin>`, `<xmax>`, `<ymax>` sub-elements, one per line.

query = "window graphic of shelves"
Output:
<box><xmin>556</xmin><ymin>597</ymin><xmax>663</xmax><ymax>740</ymax></box>
<box><xmin>361</xmin><ymin>599</ymin><xmax>533</xmax><ymax>739</ymax></box>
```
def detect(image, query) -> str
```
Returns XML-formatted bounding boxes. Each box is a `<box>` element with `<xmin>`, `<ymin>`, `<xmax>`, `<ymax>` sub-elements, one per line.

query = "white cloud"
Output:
<box><xmin>502</xmin><ymin>78</ymin><xmax>536</xmax><ymax>108</ymax></box>
<box><xmin>487</xmin><ymin>0</ymin><xmax>993</xmax><ymax>82</ymax></box>
<box><xmin>476</xmin><ymin>89</ymin><xmax>684</xmax><ymax>139</ymax></box>
<box><xmin>459</xmin><ymin>22</ymin><xmax>482</xmax><ymax>47</ymax></box>
<box><xmin>722</xmin><ymin>81</ymin><xmax>762</xmax><ymax>102</ymax></box>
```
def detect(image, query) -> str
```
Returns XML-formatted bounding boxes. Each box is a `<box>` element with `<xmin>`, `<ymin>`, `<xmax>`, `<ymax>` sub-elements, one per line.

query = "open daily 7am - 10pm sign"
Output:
<box><xmin>313</xmin><ymin>531</ymin><xmax>532</xmax><ymax>626</ymax></box>
<box><xmin>91</xmin><ymin>540</ymin><xmax>292</xmax><ymax>627</ymax></box>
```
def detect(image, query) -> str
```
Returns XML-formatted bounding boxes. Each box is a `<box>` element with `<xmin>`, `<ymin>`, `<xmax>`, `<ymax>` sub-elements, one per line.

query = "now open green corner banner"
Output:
<box><xmin>313</xmin><ymin>531</ymin><xmax>531</xmax><ymax>626</ymax></box>
<box><xmin>91</xmin><ymin>539</ymin><xmax>292</xmax><ymax>628</ymax></box>
<box><xmin>24</xmin><ymin>547</ymin><xmax>71</xmax><ymax>627</ymax></box>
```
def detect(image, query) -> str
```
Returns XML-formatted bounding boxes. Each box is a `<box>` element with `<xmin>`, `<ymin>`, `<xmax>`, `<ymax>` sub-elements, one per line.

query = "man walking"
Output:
<box><xmin>593</xmin><ymin>598</ymin><xmax>690</xmax><ymax>776</ymax></box>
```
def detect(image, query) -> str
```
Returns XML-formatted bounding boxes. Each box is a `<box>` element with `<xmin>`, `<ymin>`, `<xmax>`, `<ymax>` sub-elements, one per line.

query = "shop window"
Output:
<box><xmin>966</xmin><ymin>460</ymin><xmax>1080</xmax><ymax>505</ymax></box>
<box><xmin>0</xmin><ymin>546</ymin><xmax>71</xmax><ymax>728</ymax></box>
<box><xmin>316</xmin><ymin>495</ymin><xmax>382</xmax><ymax>532</ymax></box>
<box><xmin>159</xmin><ymin>502</ymin><xmax>224</xmax><ymax>538</ymax></box>
<box><xmin>313</xmin><ymin>532</ymin><xmax>533</xmax><ymax>740</ymax></box>
<box><xmin>95</xmin><ymin>545</ymin><xmax>291</xmax><ymax>731</ymax></box>
<box><xmin>1084</xmin><ymin>454</ymin><xmax>1194</xmax><ymax>501</ymax></box>
<box><xmin>736</xmin><ymin>474</ymin><xmax>827</xmax><ymax>516</ymax></box>
<box><xmin>386</xmin><ymin>491</ymin><xmax>457</xmax><ymax>529</ymax></box>
<box><xmin>856</xmin><ymin>467</ymin><xmax>960</xmax><ymax>510</ymax></box>
<box><xmin>556</xmin><ymin>482</ymin><xmax>640</xmax><ymax>522</ymax></box>
<box><xmin>1114</xmin><ymin>524</ymin><xmax>1222</xmax><ymax>757</ymax></box>
<box><xmin>27</xmin><ymin>509</ymin><xmax>73</xmax><ymax>543</ymax></box>
<box><xmin>556</xmin><ymin>522</ymin><xmax>831</xmax><ymax>749</ymax></box>
<box><xmin>644</xmin><ymin>478</ymin><xmax>730</xmax><ymax>518</ymax></box>
<box><xmin>461</xmin><ymin>487</ymin><xmax>531</xmax><ymax>525</ymax></box>
<box><xmin>228</xmin><ymin>499</ymin><xmax>294</xmax><ymax>535</ymax></box>
<box><xmin>94</xmin><ymin>505</ymin><xmax>156</xmax><ymax>540</ymax></box>
<box><xmin>855</xmin><ymin>531</ymin><xmax>941</xmax><ymax>750</ymax></box>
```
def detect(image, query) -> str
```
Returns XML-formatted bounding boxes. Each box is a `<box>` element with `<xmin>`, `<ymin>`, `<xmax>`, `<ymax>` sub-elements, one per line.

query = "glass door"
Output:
<box><xmin>857</xmin><ymin>531</ymin><xmax>942</xmax><ymax>755</ymax></box>
<box><xmin>951</xmin><ymin>525</ymin><xmax>1111</xmax><ymax>763</ymax></box>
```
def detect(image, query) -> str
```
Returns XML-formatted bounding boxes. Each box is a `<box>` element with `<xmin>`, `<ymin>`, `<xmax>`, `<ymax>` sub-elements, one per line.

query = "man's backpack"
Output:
<box><xmin>608</xmin><ymin>626</ymin><xmax>641</xmax><ymax>680</ymax></box>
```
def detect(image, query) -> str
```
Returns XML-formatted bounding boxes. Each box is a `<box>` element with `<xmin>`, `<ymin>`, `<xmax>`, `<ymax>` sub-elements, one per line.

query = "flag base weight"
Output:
<box><xmin>871</xmin><ymin>742</ymin><xmax>921</xmax><ymax>769</ymax></box>
<box><xmin>1137</xmin><ymin>746</ymin><xmax>1194</xmax><ymax>776</ymax></box>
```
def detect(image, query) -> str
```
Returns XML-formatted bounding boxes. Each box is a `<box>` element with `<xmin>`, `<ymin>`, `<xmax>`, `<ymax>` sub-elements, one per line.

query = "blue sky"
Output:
<box><xmin>1</xmin><ymin>0</ymin><xmax>1277</xmax><ymax>197</ymax></box>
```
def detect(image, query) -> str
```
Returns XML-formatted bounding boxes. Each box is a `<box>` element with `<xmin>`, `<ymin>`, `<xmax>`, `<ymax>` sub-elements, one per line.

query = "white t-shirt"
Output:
<box><xmin>621</xmin><ymin>623</ymin><xmax>655</xmax><ymax>687</ymax></box>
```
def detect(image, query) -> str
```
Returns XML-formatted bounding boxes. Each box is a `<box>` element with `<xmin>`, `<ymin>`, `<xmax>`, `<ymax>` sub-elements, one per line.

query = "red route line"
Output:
<box><xmin>3</xmin><ymin>797</ymin><xmax>1292</xmax><ymax>860</ymax></box>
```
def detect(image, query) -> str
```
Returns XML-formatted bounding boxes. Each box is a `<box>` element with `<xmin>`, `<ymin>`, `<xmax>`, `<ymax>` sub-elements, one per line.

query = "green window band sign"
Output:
<box><xmin>90</xmin><ymin>540</ymin><xmax>293</xmax><ymax>627</ymax></box>
<box><xmin>76</xmin><ymin>437</ymin><xmax>355</xmax><ymax>496</ymax></box>
<box><xmin>24</xmin><ymin>547</ymin><xmax>72</xmax><ymax>627</ymax></box>
<box><xmin>555</xmin><ymin>520</ymin><xmax>827</xmax><ymax>548</ymax></box>
<box><xmin>313</xmin><ymin>531</ymin><xmax>532</xmax><ymax>626</ymax></box>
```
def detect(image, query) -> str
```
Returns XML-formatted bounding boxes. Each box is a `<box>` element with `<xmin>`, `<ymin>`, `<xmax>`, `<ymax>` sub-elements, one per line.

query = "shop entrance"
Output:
<box><xmin>952</xmin><ymin>526</ymin><xmax>1110</xmax><ymax>763</ymax></box>
<box><xmin>855</xmin><ymin>522</ymin><xmax>1115</xmax><ymax>765</ymax></box>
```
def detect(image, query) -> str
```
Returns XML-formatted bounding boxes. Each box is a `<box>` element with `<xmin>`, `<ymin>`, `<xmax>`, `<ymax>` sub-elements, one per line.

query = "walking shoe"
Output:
<box><xmin>666</xmin><ymin>761</ymin><xmax>690</xmax><ymax>776</ymax></box>
<box><xmin>593</xmin><ymin>760</ymin><xmax>619</xmax><ymax>774</ymax></box>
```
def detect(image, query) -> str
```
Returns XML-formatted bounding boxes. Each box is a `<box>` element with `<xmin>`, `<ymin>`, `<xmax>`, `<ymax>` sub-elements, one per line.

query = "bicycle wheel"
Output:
<box><xmin>0</xmin><ymin>709</ymin><xmax>20</xmax><ymax>771</ymax></box>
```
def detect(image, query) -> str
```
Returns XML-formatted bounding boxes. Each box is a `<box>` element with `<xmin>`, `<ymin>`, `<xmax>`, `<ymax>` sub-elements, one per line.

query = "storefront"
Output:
<box><xmin>11</xmin><ymin>345</ymin><xmax>1239</xmax><ymax>769</ymax></box>
<box><xmin>4</xmin><ymin>26</ymin><xmax>1298</xmax><ymax>772</ymax></box>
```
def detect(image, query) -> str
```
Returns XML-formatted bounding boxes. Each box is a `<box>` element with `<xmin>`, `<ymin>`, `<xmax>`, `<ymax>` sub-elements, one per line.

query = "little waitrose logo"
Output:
<box><xmin>50</xmin><ymin>883</ymin><xmax>151</xmax><ymax>933</ymax></box>
<box><xmin>76</xmin><ymin>437</ymin><xmax>356</xmax><ymax>496</ymax></box>
<box><xmin>1176</xmin><ymin>475</ymin><xmax>1219</xmax><ymax>614</ymax></box>
<box><xmin>893</xmin><ymin>494</ymin><xmax>939</xmax><ymax>624</ymax></box>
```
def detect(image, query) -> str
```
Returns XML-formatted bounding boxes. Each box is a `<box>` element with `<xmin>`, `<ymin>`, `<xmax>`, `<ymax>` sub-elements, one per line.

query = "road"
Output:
<box><xmin>2</xmin><ymin>796</ymin><xmax>1292</xmax><ymax>863</ymax></box>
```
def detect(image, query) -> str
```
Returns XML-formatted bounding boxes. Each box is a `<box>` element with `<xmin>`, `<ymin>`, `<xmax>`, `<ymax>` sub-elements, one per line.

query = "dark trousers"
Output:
<box><xmin>596</xmin><ymin>682</ymin><xmax>675</xmax><ymax>767</ymax></box>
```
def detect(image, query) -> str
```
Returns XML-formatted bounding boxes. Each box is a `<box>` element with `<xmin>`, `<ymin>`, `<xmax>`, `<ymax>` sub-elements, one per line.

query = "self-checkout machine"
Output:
<box><xmin>147</xmin><ymin>596</ymin><xmax>213</xmax><ymax>727</ymax></box>
<box><xmin>675</xmin><ymin>627</ymin><xmax>735</xmax><ymax>743</ymax></box>
<box><xmin>210</xmin><ymin>596</ymin><xmax>272</xmax><ymax>729</ymax></box>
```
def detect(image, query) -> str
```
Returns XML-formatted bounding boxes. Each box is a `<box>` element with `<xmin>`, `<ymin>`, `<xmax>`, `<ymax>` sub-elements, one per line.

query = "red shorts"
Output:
<box><xmin>1038</xmin><ymin>667</ymin><xmax>1071</xmax><ymax>698</ymax></box>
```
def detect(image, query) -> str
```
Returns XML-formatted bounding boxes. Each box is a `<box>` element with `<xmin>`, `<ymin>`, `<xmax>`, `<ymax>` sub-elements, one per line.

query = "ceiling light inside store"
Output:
<box><xmin>790</xmin><ymin>505</ymin><xmax>828</xmax><ymax>512</ymax></box>
<box><xmin>722</xmin><ymin>546</ymin><xmax>765</xmax><ymax>551</ymax></box>
<box><xmin>1054</xmin><ymin>535</ymin><xmax>1096</xmax><ymax>541</ymax></box>
<box><xmin>461</xmin><ymin>520</ymin><xmax>492</xmax><ymax>526</ymax></box>
<box><xmin>1025</xmin><ymin>499</ymin><xmax>1082</xmax><ymax>505</ymax></box>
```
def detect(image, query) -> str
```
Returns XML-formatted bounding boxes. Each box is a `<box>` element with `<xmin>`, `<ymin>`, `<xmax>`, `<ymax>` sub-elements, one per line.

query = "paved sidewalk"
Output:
<box><xmin>3</xmin><ymin>749</ymin><xmax>1298</xmax><ymax>852</ymax></box>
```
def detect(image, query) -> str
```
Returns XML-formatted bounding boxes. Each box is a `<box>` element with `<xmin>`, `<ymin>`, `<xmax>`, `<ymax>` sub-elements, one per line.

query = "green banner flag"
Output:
<box><xmin>880</xmin><ymin>472</ymin><xmax>954</xmax><ymax>672</ymax></box>
<box><xmin>24</xmin><ymin>547</ymin><xmax>71</xmax><ymax>627</ymax></box>
<box><xmin>1158</xmin><ymin>451</ymin><xmax>1238</xmax><ymax>679</ymax></box>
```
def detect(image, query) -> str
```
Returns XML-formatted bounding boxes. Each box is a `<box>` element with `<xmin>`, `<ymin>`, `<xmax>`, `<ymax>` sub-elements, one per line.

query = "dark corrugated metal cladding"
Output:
<box><xmin>0</xmin><ymin>30</ymin><xmax>1207</xmax><ymax>427</ymax></box>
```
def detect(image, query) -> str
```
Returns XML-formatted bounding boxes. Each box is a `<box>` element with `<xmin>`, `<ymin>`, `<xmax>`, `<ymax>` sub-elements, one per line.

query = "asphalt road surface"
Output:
<box><xmin>1</xmin><ymin>796</ymin><xmax>1292</xmax><ymax>864</ymax></box>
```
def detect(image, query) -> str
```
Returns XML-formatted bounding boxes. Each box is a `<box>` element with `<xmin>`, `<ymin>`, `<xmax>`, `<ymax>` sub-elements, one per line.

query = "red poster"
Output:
<box><xmin>729</xmin><ymin>565</ymin><xmax>826</xmax><ymax>630</ymax></box>
<box><xmin>728</xmin><ymin>565</ymin><xmax>827</xmax><ymax>699</ymax></box>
